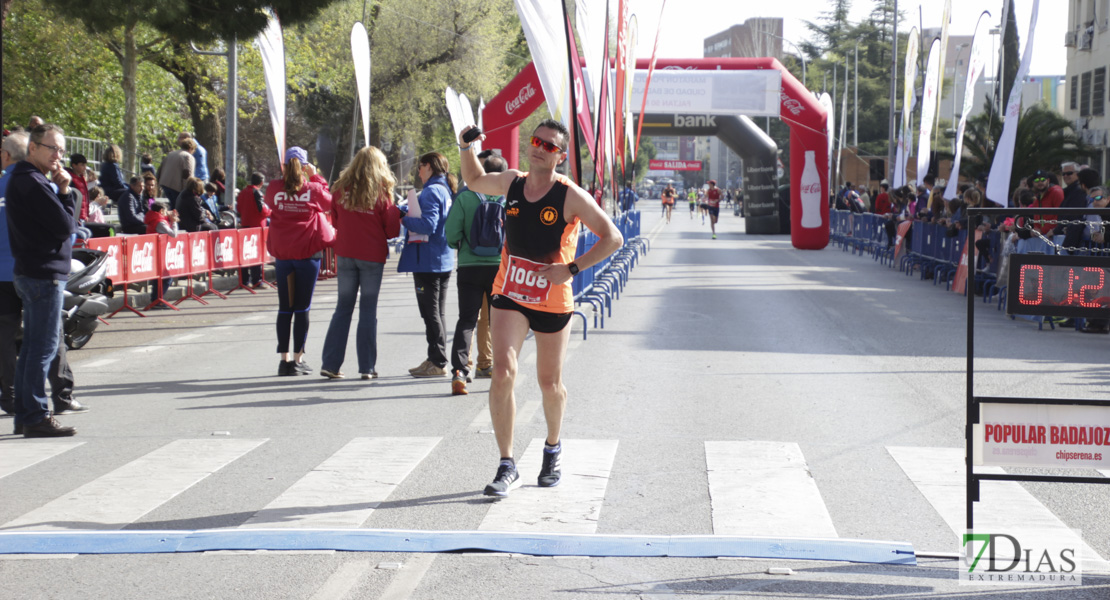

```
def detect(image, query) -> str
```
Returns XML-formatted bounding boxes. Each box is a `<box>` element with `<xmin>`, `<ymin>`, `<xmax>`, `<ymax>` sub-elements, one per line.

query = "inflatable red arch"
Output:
<box><xmin>481</xmin><ymin>58</ymin><xmax>829</xmax><ymax>250</ymax></box>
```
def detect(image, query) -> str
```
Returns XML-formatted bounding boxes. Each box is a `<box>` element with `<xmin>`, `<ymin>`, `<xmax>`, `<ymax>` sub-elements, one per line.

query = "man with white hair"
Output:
<box><xmin>1060</xmin><ymin>161</ymin><xmax>1085</xmax><ymax>214</ymax></box>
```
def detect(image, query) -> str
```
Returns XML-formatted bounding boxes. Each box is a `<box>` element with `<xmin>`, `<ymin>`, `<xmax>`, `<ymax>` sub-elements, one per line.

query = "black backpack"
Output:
<box><xmin>468</xmin><ymin>193</ymin><xmax>506</xmax><ymax>256</ymax></box>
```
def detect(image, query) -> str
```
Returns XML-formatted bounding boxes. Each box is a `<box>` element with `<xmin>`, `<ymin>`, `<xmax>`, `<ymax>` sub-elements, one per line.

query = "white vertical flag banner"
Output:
<box><xmin>514</xmin><ymin>0</ymin><xmax>572</xmax><ymax>127</ymax></box>
<box><xmin>624</xmin><ymin>14</ymin><xmax>638</xmax><ymax>164</ymax></box>
<box><xmin>576</xmin><ymin>0</ymin><xmax>605</xmax><ymax>131</ymax></box>
<box><xmin>916</xmin><ymin>39</ymin><xmax>941</xmax><ymax>188</ymax></box>
<box><xmin>989</xmin><ymin>0</ymin><xmax>1040</xmax><ymax>207</ymax></box>
<box><xmin>934</xmin><ymin>0</ymin><xmax>953</xmax><ymax>136</ymax></box>
<box><xmin>351</xmin><ymin>22</ymin><xmax>371</xmax><ymax>148</ymax></box>
<box><xmin>444</xmin><ymin>88</ymin><xmax>466</xmax><ymax>142</ymax></box>
<box><xmin>819</xmin><ymin>92</ymin><xmax>834</xmax><ymax>187</ymax></box>
<box><xmin>894</xmin><ymin>28</ymin><xmax>919</xmax><ymax>189</ymax></box>
<box><xmin>256</xmin><ymin>11</ymin><xmax>286</xmax><ymax>165</ymax></box>
<box><xmin>945</xmin><ymin>12</ymin><xmax>992</xmax><ymax>201</ymax></box>
<box><xmin>459</xmin><ymin>92</ymin><xmax>480</xmax><ymax>154</ymax></box>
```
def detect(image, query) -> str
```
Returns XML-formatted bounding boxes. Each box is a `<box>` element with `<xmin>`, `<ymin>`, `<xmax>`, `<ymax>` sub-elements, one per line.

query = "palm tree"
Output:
<box><xmin>959</xmin><ymin>97</ymin><xmax>1092</xmax><ymax>197</ymax></box>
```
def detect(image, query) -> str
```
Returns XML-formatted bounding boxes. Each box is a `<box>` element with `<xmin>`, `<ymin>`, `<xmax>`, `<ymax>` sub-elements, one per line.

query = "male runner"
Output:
<box><xmin>661</xmin><ymin>183</ymin><xmax>676</xmax><ymax>223</ymax></box>
<box><xmin>705</xmin><ymin>180</ymin><xmax>722</xmax><ymax>239</ymax></box>
<box><xmin>688</xmin><ymin>188</ymin><xmax>696</xmax><ymax>218</ymax></box>
<box><xmin>458</xmin><ymin>120</ymin><xmax>623</xmax><ymax>497</ymax></box>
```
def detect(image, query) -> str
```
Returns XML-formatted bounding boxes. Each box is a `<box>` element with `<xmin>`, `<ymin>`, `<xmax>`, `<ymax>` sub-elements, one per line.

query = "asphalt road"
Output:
<box><xmin>2</xmin><ymin>203</ymin><xmax>1109</xmax><ymax>599</ymax></box>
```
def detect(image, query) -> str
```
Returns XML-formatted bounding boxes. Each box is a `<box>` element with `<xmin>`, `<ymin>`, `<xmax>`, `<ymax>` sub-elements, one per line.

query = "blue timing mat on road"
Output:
<box><xmin>0</xmin><ymin>529</ymin><xmax>916</xmax><ymax>565</ymax></box>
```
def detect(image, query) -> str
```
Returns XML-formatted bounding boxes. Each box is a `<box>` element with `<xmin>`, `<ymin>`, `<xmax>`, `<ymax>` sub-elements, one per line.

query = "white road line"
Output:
<box><xmin>888</xmin><ymin>446</ymin><xmax>1110</xmax><ymax>572</ymax></box>
<box><xmin>176</xmin><ymin>333</ymin><xmax>203</xmax><ymax>342</ymax></box>
<box><xmin>378</xmin><ymin>554</ymin><xmax>437</xmax><ymax>600</ymax></box>
<box><xmin>78</xmin><ymin>358</ymin><xmax>117</xmax><ymax>369</ymax></box>
<box><xmin>469</xmin><ymin>399</ymin><xmax>541</xmax><ymax>431</ymax></box>
<box><xmin>315</xmin><ymin>295</ymin><xmax>337</xmax><ymax>304</ymax></box>
<box><xmin>243</xmin><ymin>314</ymin><xmax>267</xmax><ymax>321</ymax></box>
<box><xmin>240</xmin><ymin>437</ymin><xmax>440</xmax><ymax>529</ymax></box>
<box><xmin>479</xmin><ymin>439</ymin><xmax>618</xmax><ymax>534</ymax></box>
<box><xmin>1</xmin><ymin>439</ymin><xmax>266</xmax><ymax>531</ymax></box>
<box><xmin>0</xmin><ymin>441</ymin><xmax>84</xmax><ymax>481</ymax></box>
<box><xmin>706</xmin><ymin>441</ymin><xmax>838</xmax><ymax>538</ymax></box>
<box><xmin>308</xmin><ymin>559</ymin><xmax>372</xmax><ymax>600</ymax></box>
<box><xmin>129</xmin><ymin>345</ymin><xmax>165</xmax><ymax>353</ymax></box>
<box><xmin>209</xmin><ymin>326</ymin><xmax>231</xmax><ymax>332</ymax></box>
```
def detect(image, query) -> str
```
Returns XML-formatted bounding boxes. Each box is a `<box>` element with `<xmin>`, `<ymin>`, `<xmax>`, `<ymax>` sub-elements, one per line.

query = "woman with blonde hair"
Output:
<box><xmin>319</xmin><ymin>146</ymin><xmax>402</xmax><ymax>379</ymax></box>
<box><xmin>265</xmin><ymin>146</ymin><xmax>334</xmax><ymax>376</ymax></box>
<box><xmin>99</xmin><ymin>144</ymin><xmax>128</xmax><ymax>200</ymax></box>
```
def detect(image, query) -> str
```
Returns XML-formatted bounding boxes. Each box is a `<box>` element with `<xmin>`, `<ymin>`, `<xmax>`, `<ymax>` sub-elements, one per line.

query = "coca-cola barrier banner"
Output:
<box><xmin>85</xmin><ymin>237</ymin><xmax>123</xmax><ymax>282</ymax></box>
<box><xmin>126</xmin><ymin>234</ymin><xmax>160</xmax><ymax>283</ymax></box>
<box><xmin>189</xmin><ymin>232</ymin><xmax>211</xmax><ymax>275</ymax></box>
<box><xmin>649</xmin><ymin>159</ymin><xmax>701</xmax><ymax>171</ymax></box>
<box><xmin>159</xmin><ymin>235</ymin><xmax>190</xmax><ymax>278</ymax></box>
<box><xmin>212</xmin><ymin>230</ymin><xmax>240</xmax><ymax>270</ymax></box>
<box><xmin>483</xmin><ymin>57</ymin><xmax>828</xmax><ymax>249</ymax></box>
<box><xmin>238</xmin><ymin>229</ymin><xmax>264</xmax><ymax>267</ymax></box>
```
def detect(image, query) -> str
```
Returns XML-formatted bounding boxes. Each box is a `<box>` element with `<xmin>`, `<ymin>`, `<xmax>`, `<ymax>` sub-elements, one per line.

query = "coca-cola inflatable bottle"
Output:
<box><xmin>800</xmin><ymin>150</ymin><xmax>822</xmax><ymax>229</ymax></box>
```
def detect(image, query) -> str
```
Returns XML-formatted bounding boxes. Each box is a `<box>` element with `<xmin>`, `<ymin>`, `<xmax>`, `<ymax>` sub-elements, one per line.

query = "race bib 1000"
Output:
<box><xmin>504</xmin><ymin>255</ymin><xmax>552</xmax><ymax>304</ymax></box>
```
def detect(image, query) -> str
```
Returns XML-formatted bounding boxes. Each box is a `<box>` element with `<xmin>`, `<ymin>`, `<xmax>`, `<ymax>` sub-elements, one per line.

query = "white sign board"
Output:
<box><xmin>975</xmin><ymin>403</ymin><xmax>1110</xmax><ymax>469</ymax></box>
<box><xmin>581</xmin><ymin>69</ymin><xmax>781</xmax><ymax>118</ymax></box>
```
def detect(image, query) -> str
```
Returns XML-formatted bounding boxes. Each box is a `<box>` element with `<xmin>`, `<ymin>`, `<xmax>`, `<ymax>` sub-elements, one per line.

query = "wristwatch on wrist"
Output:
<box><xmin>568</xmin><ymin>262</ymin><xmax>580</xmax><ymax>275</ymax></box>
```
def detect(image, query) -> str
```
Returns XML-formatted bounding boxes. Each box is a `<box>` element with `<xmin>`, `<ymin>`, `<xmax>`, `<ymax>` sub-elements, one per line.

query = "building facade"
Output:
<box><xmin>1066</xmin><ymin>0</ymin><xmax>1110</xmax><ymax>175</ymax></box>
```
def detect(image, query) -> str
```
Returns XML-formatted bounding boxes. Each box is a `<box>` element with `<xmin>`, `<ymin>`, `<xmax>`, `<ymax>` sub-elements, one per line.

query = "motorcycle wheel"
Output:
<box><xmin>65</xmin><ymin>333</ymin><xmax>93</xmax><ymax>350</ymax></box>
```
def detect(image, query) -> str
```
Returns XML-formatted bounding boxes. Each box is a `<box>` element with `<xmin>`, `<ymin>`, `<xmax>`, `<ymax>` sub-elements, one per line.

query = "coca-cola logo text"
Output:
<box><xmin>800</xmin><ymin>182</ymin><xmax>821</xmax><ymax>195</ymax></box>
<box><xmin>781</xmin><ymin>92</ymin><xmax>805</xmax><ymax>116</ymax></box>
<box><xmin>506</xmin><ymin>83</ymin><xmax>536</xmax><ymax>116</ymax></box>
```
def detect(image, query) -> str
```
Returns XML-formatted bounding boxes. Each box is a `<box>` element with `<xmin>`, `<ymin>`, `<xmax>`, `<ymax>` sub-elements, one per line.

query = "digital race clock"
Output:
<box><xmin>1007</xmin><ymin>254</ymin><xmax>1110</xmax><ymax>318</ymax></box>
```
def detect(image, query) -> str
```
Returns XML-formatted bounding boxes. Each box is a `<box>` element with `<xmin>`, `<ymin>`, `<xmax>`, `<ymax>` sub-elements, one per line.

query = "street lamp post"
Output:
<box><xmin>761</xmin><ymin>31</ymin><xmax>807</xmax><ymax>86</ymax></box>
<box><xmin>854</xmin><ymin>39</ymin><xmax>863</xmax><ymax>147</ymax></box>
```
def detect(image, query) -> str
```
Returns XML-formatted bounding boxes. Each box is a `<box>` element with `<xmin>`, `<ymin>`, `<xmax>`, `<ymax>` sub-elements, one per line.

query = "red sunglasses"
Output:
<box><xmin>531</xmin><ymin>136</ymin><xmax>564</xmax><ymax>154</ymax></box>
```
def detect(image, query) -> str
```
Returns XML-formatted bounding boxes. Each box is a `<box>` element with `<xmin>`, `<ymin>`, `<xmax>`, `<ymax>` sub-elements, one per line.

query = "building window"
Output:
<box><xmin>1072</xmin><ymin>75</ymin><xmax>1079</xmax><ymax>110</ymax></box>
<box><xmin>1081</xmin><ymin>70</ymin><xmax>1092</xmax><ymax>116</ymax></box>
<box><xmin>1095</xmin><ymin>67</ymin><xmax>1106</xmax><ymax>116</ymax></box>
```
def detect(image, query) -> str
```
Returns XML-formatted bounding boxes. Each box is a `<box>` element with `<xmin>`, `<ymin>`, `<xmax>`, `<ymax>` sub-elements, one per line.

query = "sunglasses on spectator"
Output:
<box><xmin>1033</xmin><ymin>177</ymin><xmax>1047</xmax><ymax>183</ymax></box>
<box><xmin>1063</xmin><ymin>171</ymin><xmax>1076</xmax><ymax>176</ymax></box>
<box><xmin>530</xmin><ymin>136</ymin><xmax>564</xmax><ymax>154</ymax></box>
<box><xmin>1093</xmin><ymin>195</ymin><xmax>1105</xmax><ymax>202</ymax></box>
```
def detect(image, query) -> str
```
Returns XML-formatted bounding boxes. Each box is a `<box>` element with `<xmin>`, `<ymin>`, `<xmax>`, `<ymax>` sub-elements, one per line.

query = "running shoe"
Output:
<box><xmin>411</xmin><ymin>362</ymin><xmax>447</xmax><ymax>378</ymax></box>
<box><xmin>475</xmin><ymin>366</ymin><xmax>493</xmax><ymax>379</ymax></box>
<box><xmin>451</xmin><ymin>372</ymin><xmax>468</xmax><ymax>396</ymax></box>
<box><xmin>538</xmin><ymin>444</ymin><xmax>562</xmax><ymax>487</ymax></box>
<box><xmin>293</xmin><ymin>361</ymin><xmax>312</xmax><ymax>376</ymax></box>
<box><xmin>483</xmin><ymin>463</ymin><xmax>520</xmax><ymax>497</ymax></box>
<box><xmin>712</xmin><ymin>234</ymin><xmax>717</xmax><ymax>239</ymax></box>
<box><xmin>408</xmin><ymin>360</ymin><xmax>432</xmax><ymax>374</ymax></box>
<box><xmin>361</xmin><ymin>371</ymin><xmax>379</xmax><ymax>380</ymax></box>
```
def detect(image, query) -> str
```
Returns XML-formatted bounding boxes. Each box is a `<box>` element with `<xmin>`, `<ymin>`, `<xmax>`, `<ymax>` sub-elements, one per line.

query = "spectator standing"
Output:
<box><xmin>65</xmin><ymin>153</ymin><xmax>90</xmax><ymax>224</ymax></box>
<box><xmin>265</xmin><ymin>146</ymin><xmax>333</xmax><ymax>376</ymax></box>
<box><xmin>445</xmin><ymin>152</ymin><xmax>506</xmax><ymax>394</ymax></box>
<box><xmin>237</xmin><ymin>172</ymin><xmax>271</xmax><ymax>287</ymax></box>
<box><xmin>399</xmin><ymin>152</ymin><xmax>456</xmax><ymax>379</ymax></box>
<box><xmin>1062</xmin><ymin>168</ymin><xmax>1101</xmax><ymax>249</ymax></box>
<box><xmin>116</xmin><ymin>176</ymin><xmax>147</xmax><ymax>234</ymax></box>
<box><xmin>1028</xmin><ymin>170</ymin><xmax>1063</xmax><ymax>235</ymax></box>
<box><xmin>158</xmin><ymin>137</ymin><xmax>196</xmax><ymax>203</ymax></box>
<box><xmin>180</xmin><ymin>132</ymin><xmax>209</xmax><ymax>182</ymax></box>
<box><xmin>618</xmin><ymin>185</ymin><xmax>638</xmax><ymax>212</ymax></box>
<box><xmin>5</xmin><ymin>124</ymin><xmax>79</xmax><ymax>437</ymax></box>
<box><xmin>874</xmin><ymin>182</ymin><xmax>891</xmax><ymax>215</ymax></box>
<box><xmin>319</xmin><ymin>146</ymin><xmax>401</xmax><ymax>380</ymax></box>
<box><xmin>99</xmin><ymin>144</ymin><xmax>128</xmax><ymax>201</ymax></box>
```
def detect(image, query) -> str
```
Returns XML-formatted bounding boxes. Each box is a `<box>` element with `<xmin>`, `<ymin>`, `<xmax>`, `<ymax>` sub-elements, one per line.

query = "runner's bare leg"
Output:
<box><xmin>489</xmin><ymin>307</ymin><xmax>530</xmax><ymax>458</ymax></box>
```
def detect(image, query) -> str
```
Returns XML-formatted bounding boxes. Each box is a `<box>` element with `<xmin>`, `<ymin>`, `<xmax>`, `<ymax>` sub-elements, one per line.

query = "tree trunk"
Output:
<box><xmin>121</xmin><ymin>23</ymin><xmax>138</xmax><ymax>174</ymax></box>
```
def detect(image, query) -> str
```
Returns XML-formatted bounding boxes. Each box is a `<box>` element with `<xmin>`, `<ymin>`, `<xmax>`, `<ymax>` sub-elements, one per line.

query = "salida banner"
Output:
<box><xmin>648</xmin><ymin>159</ymin><xmax>701</xmax><ymax>171</ymax></box>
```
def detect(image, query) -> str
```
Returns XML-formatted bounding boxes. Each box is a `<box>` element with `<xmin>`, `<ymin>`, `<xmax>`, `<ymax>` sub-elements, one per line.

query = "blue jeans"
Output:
<box><xmin>321</xmin><ymin>257</ymin><xmax>384</xmax><ymax>374</ymax></box>
<box><xmin>274</xmin><ymin>258</ymin><xmax>321</xmax><ymax>354</ymax></box>
<box><xmin>12</xmin><ymin>275</ymin><xmax>64</xmax><ymax>427</ymax></box>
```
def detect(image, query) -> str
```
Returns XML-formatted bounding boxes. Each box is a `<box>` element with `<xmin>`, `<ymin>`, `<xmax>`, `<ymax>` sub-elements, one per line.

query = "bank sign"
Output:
<box><xmin>649</xmin><ymin>160</ymin><xmax>702</xmax><ymax>171</ymax></box>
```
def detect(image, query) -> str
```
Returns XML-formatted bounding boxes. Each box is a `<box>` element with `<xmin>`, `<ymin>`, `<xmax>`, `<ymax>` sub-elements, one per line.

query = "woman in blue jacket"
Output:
<box><xmin>398</xmin><ymin>152</ymin><xmax>456</xmax><ymax>378</ymax></box>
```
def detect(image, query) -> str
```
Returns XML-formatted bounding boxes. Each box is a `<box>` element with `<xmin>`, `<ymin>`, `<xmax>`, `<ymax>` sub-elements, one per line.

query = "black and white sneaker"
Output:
<box><xmin>483</xmin><ymin>463</ymin><xmax>520</xmax><ymax>497</ymax></box>
<box><xmin>538</xmin><ymin>444</ymin><xmax>562</xmax><ymax>487</ymax></box>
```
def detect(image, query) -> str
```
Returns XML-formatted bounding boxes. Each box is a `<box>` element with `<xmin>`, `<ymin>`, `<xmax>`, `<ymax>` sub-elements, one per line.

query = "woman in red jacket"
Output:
<box><xmin>265</xmin><ymin>146</ymin><xmax>333</xmax><ymax>376</ymax></box>
<box><xmin>237</xmin><ymin>172</ymin><xmax>272</xmax><ymax>287</ymax></box>
<box><xmin>319</xmin><ymin>146</ymin><xmax>401</xmax><ymax>379</ymax></box>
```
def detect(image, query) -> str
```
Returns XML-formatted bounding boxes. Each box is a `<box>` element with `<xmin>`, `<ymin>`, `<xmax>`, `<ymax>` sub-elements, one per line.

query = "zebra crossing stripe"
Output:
<box><xmin>887</xmin><ymin>446</ymin><xmax>1110</xmax><ymax>572</ymax></box>
<box><xmin>1</xmin><ymin>439</ymin><xmax>266</xmax><ymax>532</ymax></box>
<box><xmin>0</xmin><ymin>441</ymin><xmax>84</xmax><ymax>481</ymax></box>
<box><xmin>706</xmin><ymin>441</ymin><xmax>838</xmax><ymax>538</ymax></box>
<box><xmin>240</xmin><ymin>437</ymin><xmax>441</xmax><ymax>529</ymax></box>
<box><xmin>479</xmin><ymin>439</ymin><xmax>618</xmax><ymax>534</ymax></box>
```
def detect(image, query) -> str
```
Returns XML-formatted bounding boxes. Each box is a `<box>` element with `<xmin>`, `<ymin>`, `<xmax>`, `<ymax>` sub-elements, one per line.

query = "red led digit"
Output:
<box><xmin>1018</xmin><ymin>265</ymin><xmax>1043</xmax><ymax>306</ymax></box>
<box><xmin>1079</xmin><ymin>267</ymin><xmax>1106</xmax><ymax>308</ymax></box>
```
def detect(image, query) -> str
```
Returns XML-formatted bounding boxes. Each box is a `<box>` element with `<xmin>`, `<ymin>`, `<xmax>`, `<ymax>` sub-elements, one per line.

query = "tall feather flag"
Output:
<box><xmin>622</xmin><ymin>14</ymin><xmax>638</xmax><ymax>169</ymax></box>
<box><xmin>944</xmin><ymin>12</ymin><xmax>992</xmax><ymax>201</ymax></box>
<box><xmin>635</xmin><ymin>1</ymin><xmax>667</xmax><ymax>156</ymax></box>
<box><xmin>894</xmin><ymin>27</ymin><xmax>919</xmax><ymax>188</ymax></box>
<box><xmin>563</xmin><ymin>2</ymin><xmax>594</xmax><ymax>183</ymax></box>
<box><xmin>513</xmin><ymin>1</ymin><xmax>573</xmax><ymax>129</ymax></box>
<box><xmin>916</xmin><ymin>38</ymin><xmax>941</xmax><ymax>188</ymax></box>
<box><xmin>350</xmin><ymin>22</ymin><xmax>371</xmax><ymax>148</ymax></box>
<box><xmin>612</xmin><ymin>0</ymin><xmax>631</xmax><ymax>177</ymax></box>
<box><xmin>592</xmin><ymin>3</ymin><xmax>613</xmax><ymax>194</ymax></box>
<box><xmin>933</xmin><ymin>0</ymin><xmax>952</xmax><ymax>145</ymax></box>
<box><xmin>256</xmin><ymin>11</ymin><xmax>286</xmax><ymax>165</ymax></box>
<box><xmin>989</xmin><ymin>0</ymin><xmax>1040</xmax><ymax>206</ymax></box>
<box><xmin>576</xmin><ymin>0</ymin><xmax>606</xmax><ymax>147</ymax></box>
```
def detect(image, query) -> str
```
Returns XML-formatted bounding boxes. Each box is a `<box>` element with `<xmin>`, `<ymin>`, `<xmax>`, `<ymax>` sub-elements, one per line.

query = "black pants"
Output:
<box><xmin>413</xmin><ymin>272</ymin><xmax>451</xmax><ymax>368</ymax></box>
<box><xmin>0</xmin><ymin>282</ymin><xmax>74</xmax><ymax>407</ymax></box>
<box><xmin>450</xmin><ymin>265</ymin><xmax>499</xmax><ymax>376</ymax></box>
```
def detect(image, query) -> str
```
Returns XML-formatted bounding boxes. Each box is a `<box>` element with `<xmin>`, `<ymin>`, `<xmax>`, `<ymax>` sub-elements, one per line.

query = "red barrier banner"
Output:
<box><xmin>159</xmin><ymin>234</ymin><xmax>190</xmax><ymax>278</ymax></box>
<box><xmin>125</xmin><ymin>234</ymin><xmax>160</xmax><ymax>283</ymax></box>
<box><xmin>188</xmin><ymin>232</ymin><xmax>212</xmax><ymax>275</ymax></box>
<box><xmin>648</xmin><ymin>159</ymin><xmax>702</xmax><ymax>171</ymax></box>
<box><xmin>85</xmin><ymin>237</ymin><xmax>124</xmax><ymax>284</ymax></box>
<box><xmin>212</xmin><ymin>230</ymin><xmax>240</xmax><ymax>270</ymax></box>
<box><xmin>238</xmin><ymin>228</ymin><xmax>264</xmax><ymax>267</ymax></box>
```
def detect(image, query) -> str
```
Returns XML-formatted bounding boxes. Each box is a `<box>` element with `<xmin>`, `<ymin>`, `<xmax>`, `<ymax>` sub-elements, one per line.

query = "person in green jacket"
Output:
<box><xmin>445</xmin><ymin>151</ymin><xmax>506</xmax><ymax>395</ymax></box>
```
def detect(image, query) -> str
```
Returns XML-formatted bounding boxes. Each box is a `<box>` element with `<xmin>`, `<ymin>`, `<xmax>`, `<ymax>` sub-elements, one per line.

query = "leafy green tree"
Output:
<box><xmin>959</xmin><ymin>97</ymin><xmax>1091</xmax><ymax>198</ymax></box>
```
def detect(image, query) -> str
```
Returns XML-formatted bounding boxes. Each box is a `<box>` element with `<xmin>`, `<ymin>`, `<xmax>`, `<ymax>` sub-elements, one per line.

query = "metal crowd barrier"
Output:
<box><xmin>570</xmin><ymin>209</ymin><xmax>647</xmax><ymax>339</ymax></box>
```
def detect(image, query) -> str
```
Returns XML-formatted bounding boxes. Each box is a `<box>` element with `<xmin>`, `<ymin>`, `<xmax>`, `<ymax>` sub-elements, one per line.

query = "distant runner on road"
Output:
<box><xmin>705</xmin><ymin>180</ymin><xmax>722</xmax><ymax>239</ymax></box>
<box><xmin>661</xmin><ymin>184</ymin><xmax>676</xmax><ymax>223</ymax></box>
